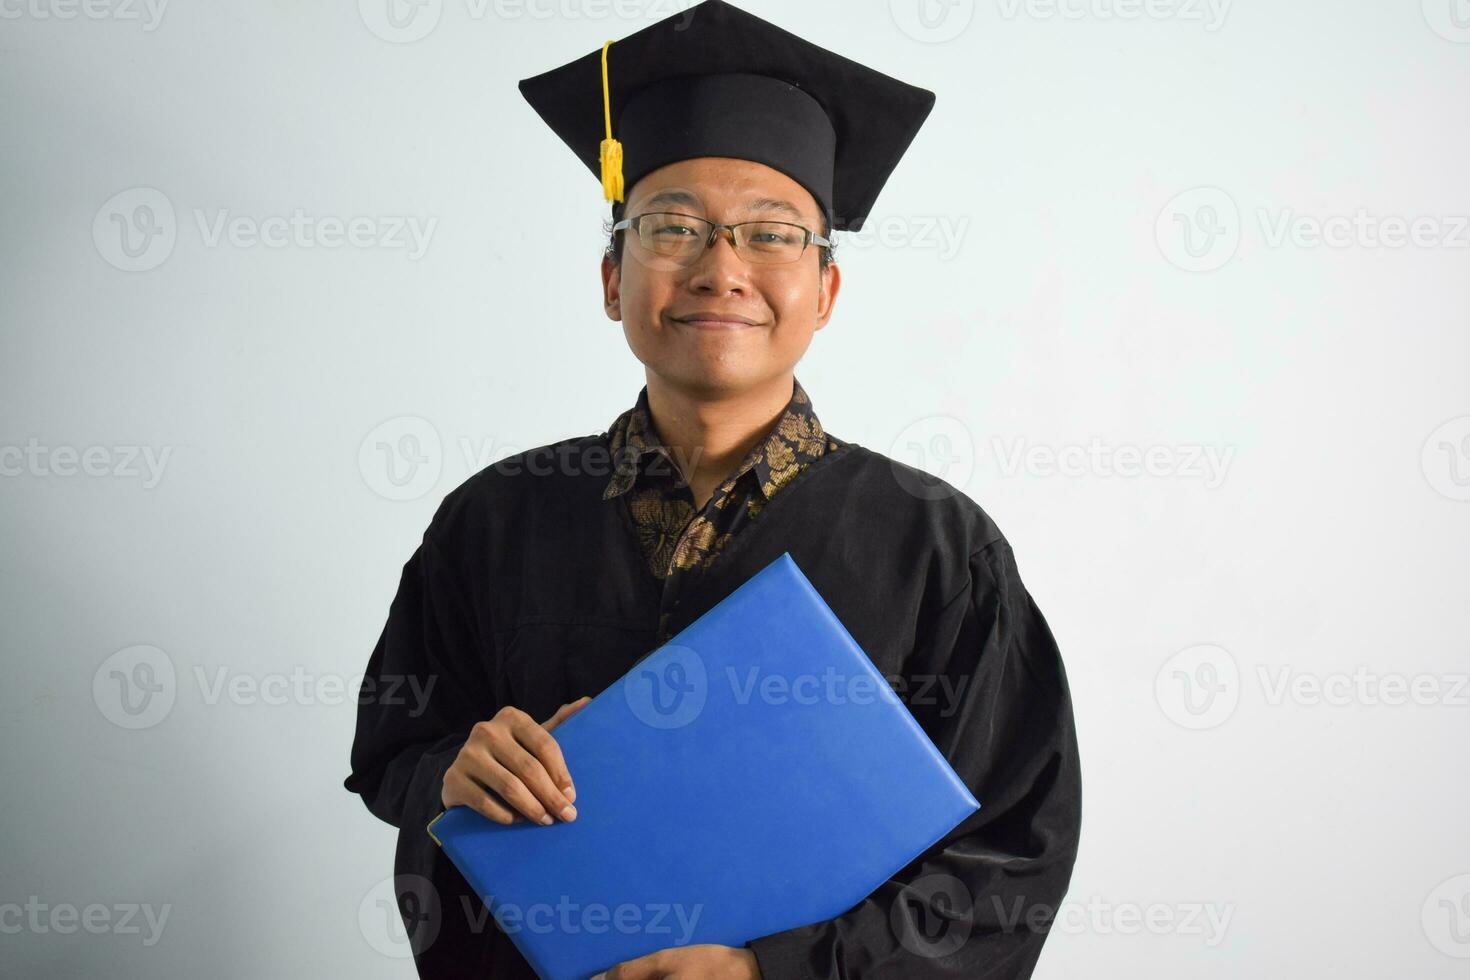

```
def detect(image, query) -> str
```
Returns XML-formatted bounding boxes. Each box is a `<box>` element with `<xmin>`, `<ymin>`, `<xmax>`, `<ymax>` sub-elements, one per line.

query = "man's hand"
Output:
<box><xmin>595</xmin><ymin>943</ymin><xmax>762</xmax><ymax>979</ymax></box>
<box><xmin>441</xmin><ymin>697</ymin><xmax>591</xmax><ymax>825</ymax></box>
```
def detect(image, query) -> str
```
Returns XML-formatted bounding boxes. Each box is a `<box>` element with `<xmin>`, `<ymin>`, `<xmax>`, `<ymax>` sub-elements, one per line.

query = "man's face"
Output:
<box><xmin>601</xmin><ymin>156</ymin><xmax>841</xmax><ymax>397</ymax></box>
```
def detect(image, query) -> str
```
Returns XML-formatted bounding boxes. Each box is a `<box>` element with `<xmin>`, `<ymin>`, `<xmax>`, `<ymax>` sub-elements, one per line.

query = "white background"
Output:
<box><xmin>2</xmin><ymin>0</ymin><xmax>1467</xmax><ymax>976</ymax></box>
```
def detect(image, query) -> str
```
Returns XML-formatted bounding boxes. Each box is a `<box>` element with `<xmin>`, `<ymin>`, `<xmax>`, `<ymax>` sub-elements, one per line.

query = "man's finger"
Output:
<box><xmin>519</xmin><ymin>711</ymin><xmax>581</xmax><ymax>799</ymax></box>
<box><xmin>494</xmin><ymin>728</ymin><xmax>578</xmax><ymax>823</ymax></box>
<box><xmin>542</xmin><ymin>695</ymin><xmax>592</xmax><ymax>732</ymax></box>
<box><xmin>539</xmin><ymin>695</ymin><xmax>592</xmax><ymax>800</ymax></box>
<box><xmin>441</xmin><ymin>768</ymin><xmax>517</xmax><ymax>824</ymax></box>
<box><xmin>458</xmin><ymin>741</ymin><xmax>560</xmax><ymax>825</ymax></box>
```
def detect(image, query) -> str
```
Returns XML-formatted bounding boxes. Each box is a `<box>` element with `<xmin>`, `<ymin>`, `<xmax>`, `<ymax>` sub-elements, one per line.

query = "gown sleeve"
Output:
<box><xmin>745</xmin><ymin>537</ymin><xmax>1083</xmax><ymax>980</ymax></box>
<box><xmin>342</xmin><ymin>504</ymin><xmax>502</xmax><ymax>977</ymax></box>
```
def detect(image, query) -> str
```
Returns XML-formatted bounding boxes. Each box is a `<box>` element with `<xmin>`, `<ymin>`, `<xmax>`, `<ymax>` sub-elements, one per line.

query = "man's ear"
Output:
<box><xmin>813</xmin><ymin>261</ymin><xmax>841</xmax><ymax>332</ymax></box>
<box><xmin>600</xmin><ymin>254</ymin><xmax>622</xmax><ymax>321</ymax></box>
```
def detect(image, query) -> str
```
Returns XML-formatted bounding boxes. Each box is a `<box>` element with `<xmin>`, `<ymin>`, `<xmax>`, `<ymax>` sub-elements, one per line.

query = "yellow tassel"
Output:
<box><xmin>599</xmin><ymin>40</ymin><xmax>623</xmax><ymax>202</ymax></box>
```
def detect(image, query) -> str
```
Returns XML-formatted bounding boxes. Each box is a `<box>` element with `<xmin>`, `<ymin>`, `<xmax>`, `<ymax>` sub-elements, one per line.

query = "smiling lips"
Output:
<box><xmin>672</xmin><ymin>311</ymin><xmax>765</xmax><ymax>329</ymax></box>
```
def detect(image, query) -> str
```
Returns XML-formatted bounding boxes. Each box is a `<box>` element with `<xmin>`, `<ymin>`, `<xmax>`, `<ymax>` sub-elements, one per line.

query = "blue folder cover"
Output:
<box><xmin>427</xmin><ymin>551</ymin><xmax>981</xmax><ymax>980</ymax></box>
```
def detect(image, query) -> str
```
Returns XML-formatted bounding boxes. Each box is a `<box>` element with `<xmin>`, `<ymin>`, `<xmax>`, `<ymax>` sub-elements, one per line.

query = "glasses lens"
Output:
<box><xmin>735</xmin><ymin>222</ymin><xmax>808</xmax><ymax>264</ymax></box>
<box><xmin>637</xmin><ymin>214</ymin><xmax>709</xmax><ymax>261</ymax></box>
<box><xmin>625</xmin><ymin>214</ymin><xmax>813</xmax><ymax>267</ymax></box>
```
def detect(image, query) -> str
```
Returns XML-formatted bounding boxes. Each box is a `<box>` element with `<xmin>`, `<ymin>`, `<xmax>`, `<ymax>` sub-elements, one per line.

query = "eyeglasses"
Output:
<box><xmin>612</xmin><ymin>211</ymin><xmax>832</xmax><ymax>267</ymax></box>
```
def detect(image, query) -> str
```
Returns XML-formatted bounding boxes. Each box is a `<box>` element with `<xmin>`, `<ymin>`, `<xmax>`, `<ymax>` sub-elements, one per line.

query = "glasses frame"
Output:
<box><xmin>611</xmin><ymin>211</ymin><xmax>833</xmax><ymax>266</ymax></box>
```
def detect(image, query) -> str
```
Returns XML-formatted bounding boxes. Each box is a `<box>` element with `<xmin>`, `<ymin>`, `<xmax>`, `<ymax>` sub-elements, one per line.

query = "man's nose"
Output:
<box><xmin>687</xmin><ymin>227</ymin><xmax>750</xmax><ymax>291</ymax></box>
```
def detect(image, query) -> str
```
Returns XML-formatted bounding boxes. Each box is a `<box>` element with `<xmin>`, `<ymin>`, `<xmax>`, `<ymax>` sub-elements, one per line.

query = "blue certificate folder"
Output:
<box><xmin>427</xmin><ymin>552</ymin><xmax>981</xmax><ymax>979</ymax></box>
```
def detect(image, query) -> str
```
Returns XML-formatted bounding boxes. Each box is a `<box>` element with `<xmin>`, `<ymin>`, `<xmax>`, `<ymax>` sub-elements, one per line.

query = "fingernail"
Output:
<box><xmin>563</xmin><ymin>784</ymin><xmax>577</xmax><ymax>803</ymax></box>
<box><xmin>539</xmin><ymin>814</ymin><xmax>553</xmax><ymax>826</ymax></box>
<box><xmin>560</xmin><ymin>805</ymin><xmax>577</xmax><ymax>821</ymax></box>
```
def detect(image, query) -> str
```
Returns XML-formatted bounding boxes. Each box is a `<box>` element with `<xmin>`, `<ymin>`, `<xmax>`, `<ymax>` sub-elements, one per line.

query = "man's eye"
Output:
<box><xmin>651</xmin><ymin>223</ymin><xmax>698</xmax><ymax>237</ymax></box>
<box><xmin>748</xmin><ymin>227</ymin><xmax>800</xmax><ymax>246</ymax></box>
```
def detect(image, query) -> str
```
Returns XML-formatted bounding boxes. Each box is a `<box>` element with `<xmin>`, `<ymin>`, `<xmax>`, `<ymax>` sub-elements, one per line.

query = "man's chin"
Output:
<box><xmin>652</xmin><ymin>362</ymin><xmax>774</xmax><ymax>398</ymax></box>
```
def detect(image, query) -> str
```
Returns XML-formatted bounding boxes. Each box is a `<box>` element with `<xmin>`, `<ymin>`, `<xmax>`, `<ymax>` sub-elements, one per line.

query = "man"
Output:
<box><xmin>344</xmin><ymin>2</ymin><xmax>1082</xmax><ymax>978</ymax></box>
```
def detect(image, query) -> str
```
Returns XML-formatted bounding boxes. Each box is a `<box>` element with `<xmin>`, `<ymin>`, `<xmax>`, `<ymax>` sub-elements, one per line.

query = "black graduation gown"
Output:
<box><xmin>343</xmin><ymin>436</ymin><xmax>1082</xmax><ymax>979</ymax></box>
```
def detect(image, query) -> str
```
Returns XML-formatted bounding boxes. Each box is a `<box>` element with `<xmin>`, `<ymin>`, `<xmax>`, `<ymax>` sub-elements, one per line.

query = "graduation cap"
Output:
<box><xmin>516</xmin><ymin>0</ymin><xmax>936</xmax><ymax>233</ymax></box>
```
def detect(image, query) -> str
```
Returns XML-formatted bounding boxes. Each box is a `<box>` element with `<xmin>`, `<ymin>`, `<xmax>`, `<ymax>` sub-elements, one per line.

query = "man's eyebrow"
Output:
<box><xmin>742</xmin><ymin>198</ymin><xmax>805</xmax><ymax>220</ymax></box>
<box><xmin>643</xmin><ymin>190</ymin><xmax>703</xmax><ymax>210</ymax></box>
<box><xmin>637</xmin><ymin>192</ymin><xmax>809</xmax><ymax>221</ymax></box>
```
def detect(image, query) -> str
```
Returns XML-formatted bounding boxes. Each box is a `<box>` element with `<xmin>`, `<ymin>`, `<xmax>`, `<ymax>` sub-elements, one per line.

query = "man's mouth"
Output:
<box><xmin>671</xmin><ymin>312</ymin><xmax>764</xmax><ymax>329</ymax></box>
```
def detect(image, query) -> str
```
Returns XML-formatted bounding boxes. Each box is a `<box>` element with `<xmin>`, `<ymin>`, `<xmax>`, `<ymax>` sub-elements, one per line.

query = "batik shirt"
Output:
<box><xmin>602</xmin><ymin>376</ymin><xmax>844</xmax><ymax>644</ymax></box>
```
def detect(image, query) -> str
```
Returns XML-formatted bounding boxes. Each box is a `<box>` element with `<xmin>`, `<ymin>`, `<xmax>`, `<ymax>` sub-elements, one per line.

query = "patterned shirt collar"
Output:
<box><xmin>602</xmin><ymin>377</ymin><xmax>829</xmax><ymax>502</ymax></box>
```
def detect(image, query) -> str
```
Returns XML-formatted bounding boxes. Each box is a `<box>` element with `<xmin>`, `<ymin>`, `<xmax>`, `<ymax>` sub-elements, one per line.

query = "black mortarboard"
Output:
<box><xmin>516</xmin><ymin>0</ymin><xmax>936</xmax><ymax>233</ymax></box>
